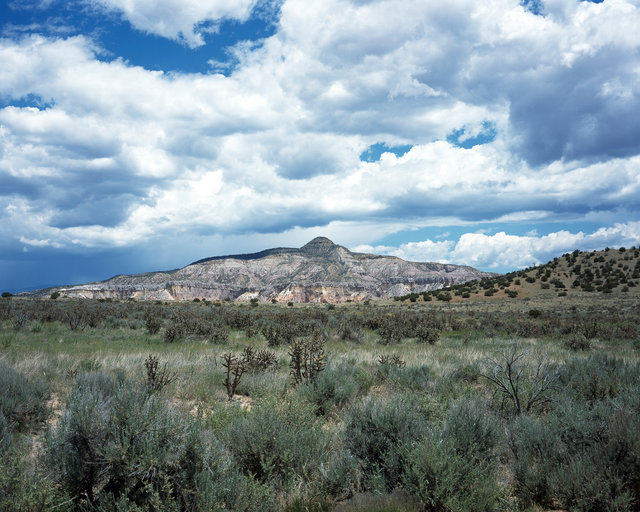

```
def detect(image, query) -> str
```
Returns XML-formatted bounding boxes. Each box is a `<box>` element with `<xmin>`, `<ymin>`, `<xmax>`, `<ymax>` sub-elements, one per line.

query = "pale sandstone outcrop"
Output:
<box><xmin>57</xmin><ymin>237</ymin><xmax>495</xmax><ymax>302</ymax></box>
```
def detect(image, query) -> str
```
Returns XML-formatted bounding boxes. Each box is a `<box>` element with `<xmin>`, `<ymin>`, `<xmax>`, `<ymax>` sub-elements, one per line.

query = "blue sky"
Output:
<box><xmin>1</xmin><ymin>0</ymin><xmax>640</xmax><ymax>292</ymax></box>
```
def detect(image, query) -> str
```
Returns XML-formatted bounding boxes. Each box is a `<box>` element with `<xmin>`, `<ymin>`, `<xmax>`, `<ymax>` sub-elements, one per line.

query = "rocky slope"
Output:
<box><xmin>57</xmin><ymin>237</ymin><xmax>496</xmax><ymax>302</ymax></box>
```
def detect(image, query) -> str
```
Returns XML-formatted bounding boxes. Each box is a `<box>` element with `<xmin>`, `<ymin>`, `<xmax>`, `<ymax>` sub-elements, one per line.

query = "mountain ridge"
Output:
<box><xmin>54</xmin><ymin>237</ymin><xmax>496</xmax><ymax>302</ymax></box>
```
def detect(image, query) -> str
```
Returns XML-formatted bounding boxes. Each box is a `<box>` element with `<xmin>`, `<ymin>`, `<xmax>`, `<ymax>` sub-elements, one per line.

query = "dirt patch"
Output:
<box><xmin>47</xmin><ymin>393</ymin><xmax>64</xmax><ymax>429</ymax></box>
<box><xmin>29</xmin><ymin>393</ymin><xmax>64</xmax><ymax>461</ymax></box>
<box><xmin>230</xmin><ymin>395</ymin><xmax>252</xmax><ymax>410</ymax></box>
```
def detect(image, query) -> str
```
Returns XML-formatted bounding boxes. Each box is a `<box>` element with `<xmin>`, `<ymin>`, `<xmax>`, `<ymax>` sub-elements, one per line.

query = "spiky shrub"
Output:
<box><xmin>0</xmin><ymin>360</ymin><xmax>49</xmax><ymax>432</ymax></box>
<box><xmin>338</xmin><ymin>321</ymin><xmax>364</xmax><ymax>343</ymax></box>
<box><xmin>208</xmin><ymin>323</ymin><xmax>230</xmax><ymax>344</ymax></box>
<box><xmin>9</xmin><ymin>303</ymin><xmax>32</xmax><ymax>330</ymax></box>
<box><xmin>44</xmin><ymin>372</ymin><xmax>250</xmax><ymax>511</ymax></box>
<box><xmin>345</xmin><ymin>394</ymin><xmax>427</xmax><ymax>492</ymax></box>
<box><xmin>64</xmin><ymin>301</ymin><xmax>92</xmax><ymax>331</ymax></box>
<box><xmin>242</xmin><ymin>346</ymin><xmax>279</xmax><ymax>374</ymax></box>
<box><xmin>222</xmin><ymin>352</ymin><xmax>247</xmax><ymax>400</ymax></box>
<box><xmin>377</xmin><ymin>319</ymin><xmax>403</xmax><ymax>344</ymax></box>
<box><xmin>378</xmin><ymin>354</ymin><xmax>406</xmax><ymax>367</ymax></box>
<box><xmin>289</xmin><ymin>334</ymin><xmax>326</xmax><ymax>386</ymax></box>
<box><xmin>163</xmin><ymin>323</ymin><xmax>185</xmax><ymax>343</ymax></box>
<box><xmin>260</xmin><ymin>317</ymin><xmax>298</xmax><ymax>347</ymax></box>
<box><xmin>144</xmin><ymin>354</ymin><xmax>178</xmax><ymax>394</ymax></box>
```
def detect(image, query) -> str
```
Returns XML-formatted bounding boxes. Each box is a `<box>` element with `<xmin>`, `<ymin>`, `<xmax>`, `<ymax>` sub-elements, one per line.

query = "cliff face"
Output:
<box><xmin>58</xmin><ymin>237</ymin><xmax>496</xmax><ymax>302</ymax></box>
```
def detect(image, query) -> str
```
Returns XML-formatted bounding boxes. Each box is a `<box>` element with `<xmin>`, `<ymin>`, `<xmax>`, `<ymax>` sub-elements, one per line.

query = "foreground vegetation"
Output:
<box><xmin>1</xmin><ymin>290</ymin><xmax>639</xmax><ymax>511</ymax></box>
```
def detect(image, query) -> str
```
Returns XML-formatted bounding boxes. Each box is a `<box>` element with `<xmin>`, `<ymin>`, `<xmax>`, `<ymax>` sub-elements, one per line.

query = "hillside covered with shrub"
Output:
<box><xmin>397</xmin><ymin>245</ymin><xmax>640</xmax><ymax>303</ymax></box>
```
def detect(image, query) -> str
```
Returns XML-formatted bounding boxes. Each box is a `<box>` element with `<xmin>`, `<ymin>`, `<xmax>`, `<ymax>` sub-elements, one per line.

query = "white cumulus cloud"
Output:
<box><xmin>2</xmin><ymin>0</ymin><xmax>640</xmax><ymax>281</ymax></box>
<box><xmin>361</xmin><ymin>222</ymin><xmax>640</xmax><ymax>271</ymax></box>
<box><xmin>87</xmin><ymin>0</ymin><xmax>258</xmax><ymax>47</ymax></box>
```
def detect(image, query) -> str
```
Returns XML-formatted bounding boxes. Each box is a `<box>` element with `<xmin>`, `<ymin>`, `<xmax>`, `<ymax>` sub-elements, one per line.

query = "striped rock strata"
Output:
<box><xmin>57</xmin><ymin>237</ymin><xmax>495</xmax><ymax>302</ymax></box>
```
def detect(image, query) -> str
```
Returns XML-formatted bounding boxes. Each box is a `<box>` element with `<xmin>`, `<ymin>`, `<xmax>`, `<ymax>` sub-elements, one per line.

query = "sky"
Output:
<box><xmin>1</xmin><ymin>0</ymin><xmax>640</xmax><ymax>292</ymax></box>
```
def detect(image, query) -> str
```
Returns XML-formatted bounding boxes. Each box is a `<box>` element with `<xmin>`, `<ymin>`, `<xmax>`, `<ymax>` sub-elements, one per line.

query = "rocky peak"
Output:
<box><xmin>301</xmin><ymin>237</ymin><xmax>340</xmax><ymax>256</ymax></box>
<box><xmin>53</xmin><ymin>236</ymin><xmax>497</xmax><ymax>302</ymax></box>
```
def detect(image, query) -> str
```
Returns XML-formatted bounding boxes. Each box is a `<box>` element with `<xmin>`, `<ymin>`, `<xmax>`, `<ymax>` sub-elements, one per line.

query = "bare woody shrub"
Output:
<box><xmin>480</xmin><ymin>348</ymin><xmax>559</xmax><ymax>416</ymax></box>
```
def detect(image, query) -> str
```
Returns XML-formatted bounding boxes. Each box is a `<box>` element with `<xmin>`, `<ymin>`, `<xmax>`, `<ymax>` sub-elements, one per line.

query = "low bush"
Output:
<box><xmin>296</xmin><ymin>362</ymin><xmax>360</xmax><ymax>416</ymax></box>
<box><xmin>382</xmin><ymin>364</ymin><xmax>431</xmax><ymax>392</ymax></box>
<box><xmin>44</xmin><ymin>372</ymin><xmax>256</xmax><ymax>511</ymax></box>
<box><xmin>402</xmin><ymin>399</ymin><xmax>502</xmax><ymax>511</ymax></box>
<box><xmin>509</xmin><ymin>356</ymin><xmax>640</xmax><ymax>511</ymax></box>
<box><xmin>403</xmin><ymin>434</ymin><xmax>501</xmax><ymax>511</ymax></box>
<box><xmin>0</xmin><ymin>411</ymin><xmax>11</xmax><ymax>451</ymax></box>
<box><xmin>563</xmin><ymin>332</ymin><xmax>592</xmax><ymax>351</ymax></box>
<box><xmin>507</xmin><ymin>414</ymin><xmax>559</xmax><ymax>507</ymax></box>
<box><xmin>0</xmin><ymin>360</ymin><xmax>49</xmax><ymax>432</ymax></box>
<box><xmin>443</xmin><ymin>398</ymin><xmax>500</xmax><ymax>460</ymax></box>
<box><xmin>414</xmin><ymin>325</ymin><xmax>440</xmax><ymax>344</ymax></box>
<box><xmin>225</xmin><ymin>398</ymin><xmax>338</xmax><ymax>492</ymax></box>
<box><xmin>334</xmin><ymin>489</ymin><xmax>421</xmax><ymax>512</ymax></box>
<box><xmin>144</xmin><ymin>308</ymin><xmax>162</xmax><ymax>334</ymax></box>
<box><xmin>559</xmin><ymin>353</ymin><xmax>640</xmax><ymax>403</ymax></box>
<box><xmin>0</xmin><ymin>444</ymin><xmax>72</xmax><ymax>512</ymax></box>
<box><xmin>345</xmin><ymin>394</ymin><xmax>427</xmax><ymax>492</ymax></box>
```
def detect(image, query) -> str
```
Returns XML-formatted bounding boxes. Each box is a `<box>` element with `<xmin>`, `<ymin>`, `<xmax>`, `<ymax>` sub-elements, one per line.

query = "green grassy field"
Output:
<box><xmin>1</xmin><ymin>294</ymin><xmax>639</xmax><ymax>511</ymax></box>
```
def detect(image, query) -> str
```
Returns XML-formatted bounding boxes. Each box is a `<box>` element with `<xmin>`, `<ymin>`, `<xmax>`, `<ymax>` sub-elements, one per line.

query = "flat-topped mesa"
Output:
<box><xmin>300</xmin><ymin>236</ymin><xmax>341</xmax><ymax>256</ymax></box>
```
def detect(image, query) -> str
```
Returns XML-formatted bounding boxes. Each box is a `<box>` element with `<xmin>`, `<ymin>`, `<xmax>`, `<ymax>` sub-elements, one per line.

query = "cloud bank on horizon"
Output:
<box><xmin>1</xmin><ymin>0</ymin><xmax>640</xmax><ymax>290</ymax></box>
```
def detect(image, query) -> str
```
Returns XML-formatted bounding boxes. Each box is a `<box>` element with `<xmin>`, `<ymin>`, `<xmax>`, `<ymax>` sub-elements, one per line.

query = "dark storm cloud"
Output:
<box><xmin>508</xmin><ymin>47</ymin><xmax>640</xmax><ymax>165</ymax></box>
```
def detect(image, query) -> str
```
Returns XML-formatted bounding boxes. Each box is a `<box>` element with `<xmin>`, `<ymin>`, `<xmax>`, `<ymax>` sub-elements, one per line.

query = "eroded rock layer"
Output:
<box><xmin>58</xmin><ymin>237</ymin><xmax>495</xmax><ymax>302</ymax></box>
